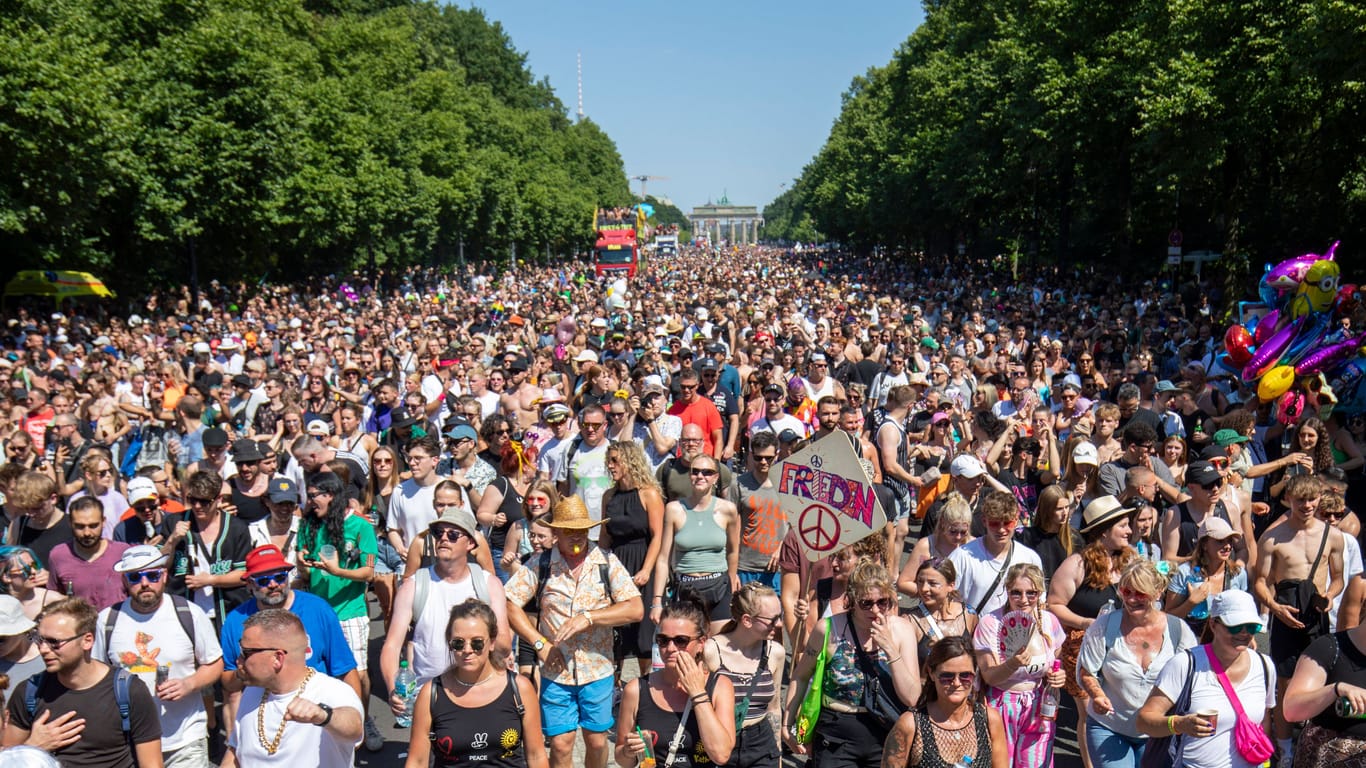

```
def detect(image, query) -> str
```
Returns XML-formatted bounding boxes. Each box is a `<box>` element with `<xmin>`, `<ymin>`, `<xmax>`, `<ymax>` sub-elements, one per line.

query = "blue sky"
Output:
<box><xmin>477</xmin><ymin>2</ymin><xmax>926</xmax><ymax>215</ymax></box>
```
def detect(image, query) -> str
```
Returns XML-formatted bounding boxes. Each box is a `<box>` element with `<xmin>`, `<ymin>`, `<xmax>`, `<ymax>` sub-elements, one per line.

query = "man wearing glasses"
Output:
<box><xmin>1098</xmin><ymin>422</ymin><xmax>1183</xmax><ymax>505</ymax></box>
<box><xmin>166</xmin><ymin>471</ymin><xmax>251</xmax><ymax>633</ymax></box>
<box><xmin>728</xmin><ymin>432</ymin><xmax>786</xmax><ymax>594</ymax></box>
<box><xmin>385</xmin><ymin>434</ymin><xmax>444</xmax><ymax>566</ymax></box>
<box><xmin>95</xmin><ymin>545</ymin><xmax>223</xmax><ymax>768</ymax></box>
<box><xmin>556</xmin><ymin>405</ymin><xmax>613</xmax><ymax>537</ymax></box>
<box><xmin>3</xmin><ymin>597</ymin><xmax>163</xmax><ymax>767</ymax></box>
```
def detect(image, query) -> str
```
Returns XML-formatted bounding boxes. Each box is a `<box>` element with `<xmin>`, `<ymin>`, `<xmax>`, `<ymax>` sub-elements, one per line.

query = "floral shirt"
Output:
<box><xmin>505</xmin><ymin>545</ymin><xmax>640</xmax><ymax>685</ymax></box>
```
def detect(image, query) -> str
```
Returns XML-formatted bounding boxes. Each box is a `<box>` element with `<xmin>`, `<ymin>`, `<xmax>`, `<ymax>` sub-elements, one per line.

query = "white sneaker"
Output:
<box><xmin>364</xmin><ymin>716</ymin><xmax>384</xmax><ymax>752</ymax></box>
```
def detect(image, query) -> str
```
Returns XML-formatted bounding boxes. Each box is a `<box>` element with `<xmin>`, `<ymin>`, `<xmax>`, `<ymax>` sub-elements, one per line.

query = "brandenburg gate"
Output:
<box><xmin>689</xmin><ymin>196</ymin><xmax>763</xmax><ymax>246</ymax></box>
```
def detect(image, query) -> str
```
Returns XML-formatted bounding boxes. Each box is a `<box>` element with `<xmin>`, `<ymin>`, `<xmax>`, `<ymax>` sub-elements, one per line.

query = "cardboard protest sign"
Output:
<box><xmin>769</xmin><ymin>436</ymin><xmax>887</xmax><ymax>561</ymax></box>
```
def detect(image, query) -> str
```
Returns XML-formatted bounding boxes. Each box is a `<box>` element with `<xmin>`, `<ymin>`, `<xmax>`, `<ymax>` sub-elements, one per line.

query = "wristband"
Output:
<box><xmin>1336</xmin><ymin>682</ymin><xmax>1343</xmax><ymax>697</ymax></box>
<box><xmin>885</xmin><ymin>655</ymin><xmax>902</xmax><ymax>665</ymax></box>
<box><xmin>1167</xmin><ymin>715</ymin><xmax>1176</xmax><ymax>735</ymax></box>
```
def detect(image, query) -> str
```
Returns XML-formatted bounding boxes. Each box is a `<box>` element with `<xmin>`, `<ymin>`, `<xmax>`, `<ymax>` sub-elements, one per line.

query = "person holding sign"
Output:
<box><xmin>652</xmin><ymin>455</ymin><xmax>741</xmax><ymax>634</ymax></box>
<box><xmin>783</xmin><ymin>559</ymin><xmax>920</xmax><ymax>767</ymax></box>
<box><xmin>973</xmin><ymin>563</ymin><xmax>1066</xmax><ymax>768</ymax></box>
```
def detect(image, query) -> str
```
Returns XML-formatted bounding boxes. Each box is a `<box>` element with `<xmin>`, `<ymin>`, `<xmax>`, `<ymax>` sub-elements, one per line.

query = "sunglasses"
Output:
<box><xmin>1008</xmin><ymin>589</ymin><xmax>1040</xmax><ymax>599</ymax></box>
<box><xmin>689</xmin><ymin>468</ymin><xmax>719</xmax><ymax>477</ymax></box>
<box><xmin>429</xmin><ymin>526</ymin><xmax>466</xmax><ymax>543</ymax></box>
<box><xmin>858</xmin><ymin>597</ymin><xmax>895</xmax><ymax>611</ymax></box>
<box><xmin>238</xmin><ymin>646</ymin><xmax>284</xmax><ymax>661</ymax></box>
<box><xmin>658</xmin><ymin>634</ymin><xmax>698</xmax><ymax>649</ymax></box>
<box><xmin>1221</xmin><ymin>622</ymin><xmax>1261</xmax><ymax>636</ymax></box>
<box><xmin>448</xmin><ymin>637</ymin><xmax>487</xmax><ymax>653</ymax></box>
<box><xmin>123</xmin><ymin>570</ymin><xmax>164</xmax><ymax>585</ymax></box>
<box><xmin>936</xmin><ymin>672</ymin><xmax>976</xmax><ymax>687</ymax></box>
<box><xmin>250</xmin><ymin>570</ymin><xmax>292</xmax><ymax>588</ymax></box>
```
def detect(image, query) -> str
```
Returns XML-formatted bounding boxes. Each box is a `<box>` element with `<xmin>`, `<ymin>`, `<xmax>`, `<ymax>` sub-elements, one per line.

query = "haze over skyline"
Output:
<box><xmin>479</xmin><ymin>2</ymin><xmax>926</xmax><ymax>215</ymax></box>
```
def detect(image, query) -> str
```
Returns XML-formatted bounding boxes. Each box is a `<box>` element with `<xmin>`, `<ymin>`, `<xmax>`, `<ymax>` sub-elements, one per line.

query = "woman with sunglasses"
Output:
<box><xmin>0</xmin><ymin>546</ymin><xmax>59</xmax><ymax>619</ymax></box>
<box><xmin>367</xmin><ymin>445</ymin><xmax>402</xmax><ymax>622</ymax></box>
<box><xmin>703</xmin><ymin>582</ymin><xmax>784</xmax><ymax>768</ymax></box>
<box><xmin>1137</xmin><ymin>590</ymin><xmax>1276</xmax><ymax>768</ymax></box>
<box><xmin>975</xmin><ymin>563</ymin><xmax>1066</xmax><ymax>768</ymax></box>
<box><xmin>899</xmin><ymin>497</ymin><xmax>974</xmax><ymax>598</ymax></box>
<box><xmin>784</xmin><ymin>560</ymin><xmax>920</xmax><ymax>767</ymax></box>
<box><xmin>1164</xmin><ymin>517</ymin><xmax>1247</xmax><ymax>638</ymax></box>
<box><xmin>617</xmin><ymin>591</ymin><xmax>736</xmax><ymax>768</ymax></box>
<box><xmin>1076</xmin><ymin>559</ymin><xmax>1197</xmax><ymax>768</ymax></box>
<box><xmin>404</xmin><ymin>598</ymin><xmax>548</xmax><ymax>768</ymax></box>
<box><xmin>907</xmin><ymin>558</ymin><xmax>977</xmax><ymax>667</ymax></box>
<box><xmin>652</xmin><ymin>455</ymin><xmax>740</xmax><ymax>634</ymax></box>
<box><xmin>881</xmin><ymin>635</ymin><xmax>1009</xmax><ymax>768</ymax></box>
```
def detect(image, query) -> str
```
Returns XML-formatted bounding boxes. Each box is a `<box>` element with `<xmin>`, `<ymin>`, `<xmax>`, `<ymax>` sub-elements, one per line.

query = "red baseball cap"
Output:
<box><xmin>242</xmin><ymin>544</ymin><xmax>291</xmax><ymax>579</ymax></box>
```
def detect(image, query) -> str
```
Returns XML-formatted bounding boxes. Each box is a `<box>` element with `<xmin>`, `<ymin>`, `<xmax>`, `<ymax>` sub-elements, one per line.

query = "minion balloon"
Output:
<box><xmin>1287</xmin><ymin>260</ymin><xmax>1341</xmax><ymax>320</ymax></box>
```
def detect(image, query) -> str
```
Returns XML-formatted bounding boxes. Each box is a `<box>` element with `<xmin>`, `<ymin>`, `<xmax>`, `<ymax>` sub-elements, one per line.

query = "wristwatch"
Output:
<box><xmin>317</xmin><ymin>703</ymin><xmax>333</xmax><ymax>727</ymax></box>
<box><xmin>533</xmin><ymin>637</ymin><xmax>548</xmax><ymax>652</ymax></box>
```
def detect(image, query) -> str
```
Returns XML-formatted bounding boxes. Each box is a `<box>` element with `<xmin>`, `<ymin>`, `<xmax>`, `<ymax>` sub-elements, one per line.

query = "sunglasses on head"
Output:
<box><xmin>448</xmin><ymin>637</ymin><xmax>486</xmax><ymax>653</ymax></box>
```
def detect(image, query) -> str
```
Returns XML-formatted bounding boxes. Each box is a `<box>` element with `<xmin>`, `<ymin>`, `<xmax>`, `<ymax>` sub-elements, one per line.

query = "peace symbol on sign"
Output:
<box><xmin>798</xmin><ymin>504</ymin><xmax>842</xmax><ymax>552</ymax></box>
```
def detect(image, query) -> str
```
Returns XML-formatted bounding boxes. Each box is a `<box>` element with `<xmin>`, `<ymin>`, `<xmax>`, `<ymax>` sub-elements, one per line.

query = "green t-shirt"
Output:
<box><xmin>303</xmin><ymin>513</ymin><xmax>378</xmax><ymax>621</ymax></box>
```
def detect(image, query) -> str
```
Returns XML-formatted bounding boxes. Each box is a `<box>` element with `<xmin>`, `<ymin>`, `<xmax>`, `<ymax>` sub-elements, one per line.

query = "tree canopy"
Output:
<box><xmin>765</xmin><ymin>0</ymin><xmax>1366</xmax><ymax>268</ymax></box>
<box><xmin>0</xmin><ymin>0</ymin><xmax>632</xmax><ymax>288</ymax></box>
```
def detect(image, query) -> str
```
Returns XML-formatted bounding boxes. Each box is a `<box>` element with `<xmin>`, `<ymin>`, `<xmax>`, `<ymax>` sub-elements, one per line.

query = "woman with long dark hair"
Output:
<box><xmin>881</xmin><ymin>635</ymin><xmax>1009</xmax><ymax>768</ymax></box>
<box><xmin>907</xmin><ymin>557</ymin><xmax>977</xmax><ymax>667</ymax></box>
<box><xmin>299</xmin><ymin>471</ymin><xmax>380</xmax><ymax>748</ymax></box>
<box><xmin>405</xmin><ymin>598</ymin><xmax>548</xmax><ymax>768</ymax></box>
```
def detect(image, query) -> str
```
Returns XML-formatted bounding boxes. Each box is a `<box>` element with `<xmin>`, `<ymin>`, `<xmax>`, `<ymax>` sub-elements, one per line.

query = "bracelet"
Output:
<box><xmin>1167</xmin><ymin>715</ymin><xmax>1176</xmax><ymax>735</ymax></box>
<box><xmin>1336</xmin><ymin>682</ymin><xmax>1343</xmax><ymax>697</ymax></box>
<box><xmin>691</xmin><ymin>695</ymin><xmax>711</xmax><ymax>704</ymax></box>
<box><xmin>885</xmin><ymin>655</ymin><xmax>903</xmax><ymax>665</ymax></box>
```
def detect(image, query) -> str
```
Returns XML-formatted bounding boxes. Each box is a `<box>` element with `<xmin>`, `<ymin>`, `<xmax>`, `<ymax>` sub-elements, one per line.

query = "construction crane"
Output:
<box><xmin>630</xmin><ymin>175</ymin><xmax>668</xmax><ymax>200</ymax></box>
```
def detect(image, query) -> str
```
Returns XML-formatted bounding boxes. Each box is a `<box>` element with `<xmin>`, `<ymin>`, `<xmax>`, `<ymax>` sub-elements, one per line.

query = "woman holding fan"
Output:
<box><xmin>974</xmin><ymin>563</ymin><xmax>1067</xmax><ymax>768</ymax></box>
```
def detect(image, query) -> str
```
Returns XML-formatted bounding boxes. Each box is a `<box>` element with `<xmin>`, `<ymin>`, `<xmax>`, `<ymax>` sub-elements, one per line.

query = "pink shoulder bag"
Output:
<box><xmin>1205</xmin><ymin>645</ymin><xmax>1275</xmax><ymax>764</ymax></box>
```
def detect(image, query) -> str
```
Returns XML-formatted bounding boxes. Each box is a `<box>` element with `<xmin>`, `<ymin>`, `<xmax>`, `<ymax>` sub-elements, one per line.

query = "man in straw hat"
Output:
<box><xmin>506</xmin><ymin>495</ymin><xmax>642</xmax><ymax>768</ymax></box>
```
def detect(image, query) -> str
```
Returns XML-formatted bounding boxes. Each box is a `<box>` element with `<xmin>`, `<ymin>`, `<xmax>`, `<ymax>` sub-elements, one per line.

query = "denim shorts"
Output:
<box><xmin>374</xmin><ymin>537</ymin><xmax>404</xmax><ymax>576</ymax></box>
<box><xmin>540</xmin><ymin>675</ymin><xmax>615</xmax><ymax>737</ymax></box>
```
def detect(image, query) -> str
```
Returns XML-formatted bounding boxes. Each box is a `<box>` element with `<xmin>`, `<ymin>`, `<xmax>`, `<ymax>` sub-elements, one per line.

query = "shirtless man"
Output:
<box><xmin>499</xmin><ymin>356</ymin><xmax>540</xmax><ymax>430</ymax></box>
<box><xmin>1253</xmin><ymin>474</ymin><xmax>1345</xmax><ymax>756</ymax></box>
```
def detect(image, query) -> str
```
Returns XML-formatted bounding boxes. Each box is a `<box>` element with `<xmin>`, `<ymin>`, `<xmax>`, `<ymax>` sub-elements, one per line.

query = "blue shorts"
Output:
<box><xmin>737</xmin><ymin>570</ymin><xmax>781</xmax><ymax>596</ymax></box>
<box><xmin>540</xmin><ymin>675</ymin><xmax>615</xmax><ymax>737</ymax></box>
<box><xmin>374</xmin><ymin>537</ymin><xmax>404</xmax><ymax>576</ymax></box>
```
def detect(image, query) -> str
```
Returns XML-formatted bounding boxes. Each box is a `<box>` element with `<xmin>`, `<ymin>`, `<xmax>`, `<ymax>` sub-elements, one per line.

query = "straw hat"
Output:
<box><xmin>547</xmin><ymin>495</ymin><xmax>604</xmax><ymax>530</ymax></box>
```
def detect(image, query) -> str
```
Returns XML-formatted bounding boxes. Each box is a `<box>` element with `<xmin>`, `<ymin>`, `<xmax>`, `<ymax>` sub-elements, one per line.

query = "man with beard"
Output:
<box><xmin>500</xmin><ymin>356</ymin><xmax>541</xmax><ymax>430</ymax></box>
<box><xmin>218</xmin><ymin>546</ymin><xmax>360</xmax><ymax>717</ymax></box>
<box><xmin>47</xmin><ymin>496</ymin><xmax>129</xmax><ymax>610</ymax></box>
<box><xmin>666</xmin><ymin>369</ymin><xmax>723</xmax><ymax>459</ymax></box>
<box><xmin>222</xmin><ymin>610</ymin><xmax>363</xmax><ymax>768</ymax></box>
<box><xmin>221</xmin><ymin>440</ymin><xmax>270</xmax><ymax>525</ymax></box>
<box><xmin>95</xmin><ymin>546</ymin><xmax>223</xmax><ymax>768</ymax></box>
<box><xmin>557</xmin><ymin>405</ymin><xmax>613</xmax><ymax>538</ymax></box>
<box><xmin>3</xmin><ymin>597</ymin><xmax>163</xmax><ymax>767</ymax></box>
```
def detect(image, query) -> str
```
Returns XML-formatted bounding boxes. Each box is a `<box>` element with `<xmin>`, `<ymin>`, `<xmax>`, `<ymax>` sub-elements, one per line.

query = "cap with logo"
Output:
<box><xmin>267</xmin><ymin>478</ymin><xmax>299</xmax><ymax>503</ymax></box>
<box><xmin>127</xmin><ymin>477</ymin><xmax>158</xmax><ymax>506</ymax></box>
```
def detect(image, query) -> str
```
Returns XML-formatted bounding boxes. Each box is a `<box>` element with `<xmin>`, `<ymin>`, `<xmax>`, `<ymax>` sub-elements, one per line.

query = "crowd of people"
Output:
<box><xmin>0</xmin><ymin>245</ymin><xmax>1360</xmax><ymax>768</ymax></box>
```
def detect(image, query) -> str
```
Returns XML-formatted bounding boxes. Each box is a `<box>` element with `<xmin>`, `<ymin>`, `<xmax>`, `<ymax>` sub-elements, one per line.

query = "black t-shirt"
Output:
<box><xmin>706</xmin><ymin>386</ymin><xmax>740</xmax><ymax>443</ymax></box>
<box><xmin>996</xmin><ymin>466</ymin><xmax>1045</xmax><ymax>522</ymax></box>
<box><xmin>1304</xmin><ymin>630</ymin><xmax>1366</xmax><ymax>738</ymax></box>
<box><xmin>16</xmin><ymin>516</ymin><xmax>74</xmax><ymax>567</ymax></box>
<box><xmin>1118</xmin><ymin>407</ymin><xmax>1167</xmax><ymax>441</ymax></box>
<box><xmin>7</xmin><ymin>667</ymin><xmax>161</xmax><ymax>768</ymax></box>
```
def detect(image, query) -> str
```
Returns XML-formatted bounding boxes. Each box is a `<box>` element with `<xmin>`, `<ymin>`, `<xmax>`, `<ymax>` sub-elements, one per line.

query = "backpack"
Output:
<box><xmin>27</xmin><ymin>667</ymin><xmax>137</xmax><ymax>766</ymax></box>
<box><xmin>104</xmin><ymin>595</ymin><xmax>197</xmax><ymax>661</ymax></box>
<box><xmin>410</xmin><ymin>563</ymin><xmax>491</xmax><ymax>631</ymax></box>
<box><xmin>535</xmin><ymin>550</ymin><xmax>615</xmax><ymax>608</ymax></box>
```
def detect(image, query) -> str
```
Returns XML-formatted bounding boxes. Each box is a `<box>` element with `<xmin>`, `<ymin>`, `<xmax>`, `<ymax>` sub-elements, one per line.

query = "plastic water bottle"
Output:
<box><xmin>1039</xmin><ymin>660</ymin><xmax>1062</xmax><ymax>721</ymax></box>
<box><xmin>952</xmin><ymin>756</ymin><xmax>975</xmax><ymax>768</ymax></box>
<box><xmin>1188</xmin><ymin>566</ymin><xmax>1209</xmax><ymax>620</ymax></box>
<box><xmin>394</xmin><ymin>660</ymin><xmax>417</xmax><ymax>727</ymax></box>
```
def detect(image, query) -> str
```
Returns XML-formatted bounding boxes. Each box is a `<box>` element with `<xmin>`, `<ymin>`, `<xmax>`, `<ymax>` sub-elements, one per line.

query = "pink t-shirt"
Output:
<box><xmin>973</xmin><ymin>608</ymin><xmax>1066</xmax><ymax>692</ymax></box>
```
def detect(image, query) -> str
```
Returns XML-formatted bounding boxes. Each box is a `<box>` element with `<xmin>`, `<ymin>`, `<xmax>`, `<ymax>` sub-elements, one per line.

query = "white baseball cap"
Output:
<box><xmin>949</xmin><ymin>455</ymin><xmax>986</xmax><ymax>479</ymax></box>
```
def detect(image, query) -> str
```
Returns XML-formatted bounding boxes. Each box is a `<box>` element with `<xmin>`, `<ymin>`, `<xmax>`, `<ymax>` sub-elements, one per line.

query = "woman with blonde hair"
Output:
<box><xmin>898</xmin><ymin>496</ymin><xmax>973</xmax><ymax>597</ymax></box>
<box><xmin>974</xmin><ymin>563</ymin><xmax>1066</xmax><ymax>768</ymax></box>
<box><xmin>784</xmin><ymin>559</ymin><xmax>920</xmax><ymax>766</ymax></box>
<box><xmin>704</xmin><ymin>582</ymin><xmax>785</xmax><ymax>768</ymax></box>
<box><xmin>600</xmin><ymin>440</ymin><xmax>665</xmax><ymax>673</ymax></box>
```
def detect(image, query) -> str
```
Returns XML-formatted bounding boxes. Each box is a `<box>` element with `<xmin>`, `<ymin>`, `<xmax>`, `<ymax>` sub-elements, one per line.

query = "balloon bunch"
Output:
<box><xmin>1220</xmin><ymin>242</ymin><xmax>1366</xmax><ymax>420</ymax></box>
<box><xmin>489</xmin><ymin>301</ymin><xmax>506</xmax><ymax>325</ymax></box>
<box><xmin>338</xmin><ymin>283</ymin><xmax>359</xmax><ymax>304</ymax></box>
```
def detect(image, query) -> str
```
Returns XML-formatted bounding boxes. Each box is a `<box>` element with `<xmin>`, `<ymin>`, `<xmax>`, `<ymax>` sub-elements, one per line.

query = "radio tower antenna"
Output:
<box><xmin>576</xmin><ymin>51</ymin><xmax>585</xmax><ymax>122</ymax></box>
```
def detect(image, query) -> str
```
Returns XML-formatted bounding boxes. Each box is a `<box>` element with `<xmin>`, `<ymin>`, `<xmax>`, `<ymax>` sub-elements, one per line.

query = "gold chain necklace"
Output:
<box><xmin>257</xmin><ymin>668</ymin><xmax>316</xmax><ymax>755</ymax></box>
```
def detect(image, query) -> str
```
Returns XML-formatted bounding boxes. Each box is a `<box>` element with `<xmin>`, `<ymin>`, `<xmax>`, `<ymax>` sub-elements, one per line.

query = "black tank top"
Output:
<box><xmin>429</xmin><ymin>673</ymin><xmax>526</xmax><ymax>768</ymax></box>
<box><xmin>1066</xmin><ymin>580</ymin><xmax>1119</xmax><ymax>619</ymax></box>
<box><xmin>635</xmin><ymin>673</ymin><xmax>714</xmax><ymax>768</ymax></box>
<box><xmin>908</xmin><ymin>703</ymin><xmax>993</xmax><ymax>768</ymax></box>
<box><xmin>1175</xmin><ymin>501</ymin><xmax>1230</xmax><ymax>558</ymax></box>
<box><xmin>604</xmin><ymin>489</ymin><xmax>651</xmax><ymax>552</ymax></box>
<box><xmin>229</xmin><ymin>480</ymin><xmax>269</xmax><ymax>523</ymax></box>
<box><xmin>487</xmin><ymin>476</ymin><xmax>524</xmax><ymax>551</ymax></box>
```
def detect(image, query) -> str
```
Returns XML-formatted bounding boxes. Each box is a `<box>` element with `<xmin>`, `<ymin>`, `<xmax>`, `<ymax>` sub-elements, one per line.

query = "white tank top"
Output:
<box><xmin>803</xmin><ymin>375</ymin><xmax>836</xmax><ymax>400</ymax></box>
<box><xmin>410</xmin><ymin>564</ymin><xmax>488</xmax><ymax>683</ymax></box>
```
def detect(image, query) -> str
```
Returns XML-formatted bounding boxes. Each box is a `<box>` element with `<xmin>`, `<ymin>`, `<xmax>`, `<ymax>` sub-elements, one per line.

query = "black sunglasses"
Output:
<box><xmin>448</xmin><ymin>637</ymin><xmax>487</xmax><ymax>653</ymax></box>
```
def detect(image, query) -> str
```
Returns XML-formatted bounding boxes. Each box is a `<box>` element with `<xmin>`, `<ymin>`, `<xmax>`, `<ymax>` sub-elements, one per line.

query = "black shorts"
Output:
<box><xmin>723</xmin><ymin>717</ymin><xmax>779</xmax><ymax>768</ymax></box>
<box><xmin>675</xmin><ymin>572</ymin><xmax>732</xmax><ymax>623</ymax></box>
<box><xmin>811</xmin><ymin>709</ymin><xmax>888</xmax><ymax>768</ymax></box>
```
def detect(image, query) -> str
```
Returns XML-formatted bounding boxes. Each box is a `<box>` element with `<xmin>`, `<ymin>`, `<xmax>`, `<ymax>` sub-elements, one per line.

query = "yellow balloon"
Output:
<box><xmin>1257</xmin><ymin>365</ymin><xmax>1296</xmax><ymax>401</ymax></box>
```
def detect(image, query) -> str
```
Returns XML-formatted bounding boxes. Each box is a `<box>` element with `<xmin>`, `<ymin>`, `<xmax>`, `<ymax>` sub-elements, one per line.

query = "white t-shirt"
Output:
<box><xmin>538</xmin><ymin>435</ymin><xmax>571</xmax><ymax>481</ymax></box>
<box><xmin>248</xmin><ymin>517</ymin><xmax>302</xmax><ymax>567</ymax></box>
<box><xmin>948</xmin><ymin>538</ymin><xmax>1043</xmax><ymax>616</ymax></box>
<box><xmin>421</xmin><ymin>374</ymin><xmax>457</xmax><ymax>425</ymax></box>
<box><xmin>561</xmin><ymin>440</ymin><xmax>612</xmax><ymax>539</ymax></box>
<box><xmin>93</xmin><ymin>597</ymin><xmax>224</xmax><ymax>750</ymax></box>
<box><xmin>409</xmin><ymin>565</ymin><xmax>493</xmax><ymax>683</ymax></box>
<box><xmin>388</xmin><ymin>480</ymin><xmax>438</xmax><ymax>549</ymax></box>
<box><xmin>1078</xmin><ymin>611</ymin><xmax>1198</xmax><ymax>737</ymax></box>
<box><xmin>749</xmin><ymin>413</ymin><xmax>808</xmax><ymax>439</ymax></box>
<box><xmin>476</xmin><ymin>391</ymin><xmax>500</xmax><ymax>418</ymax></box>
<box><xmin>230</xmin><ymin>671</ymin><xmax>363</xmax><ymax>768</ymax></box>
<box><xmin>1332</xmin><ymin>533</ymin><xmax>1364</xmax><ymax>630</ymax></box>
<box><xmin>1153</xmin><ymin>647</ymin><xmax>1275</xmax><ymax>768</ymax></box>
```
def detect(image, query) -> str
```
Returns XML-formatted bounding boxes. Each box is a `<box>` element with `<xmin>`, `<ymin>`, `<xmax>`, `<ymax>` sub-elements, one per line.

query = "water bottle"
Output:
<box><xmin>394</xmin><ymin>660</ymin><xmax>417</xmax><ymax>727</ymax></box>
<box><xmin>952</xmin><ymin>756</ymin><xmax>975</xmax><ymax>768</ymax></box>
<box><xmin>1187</xmin><ymin>566</ymin><xmax>1209</xmax><ymax>620</ymax></box>
<box><xmin>1039</xmin><ymin>660</ymin><xmax>1062</xmax><ymax>721</ymax></box>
